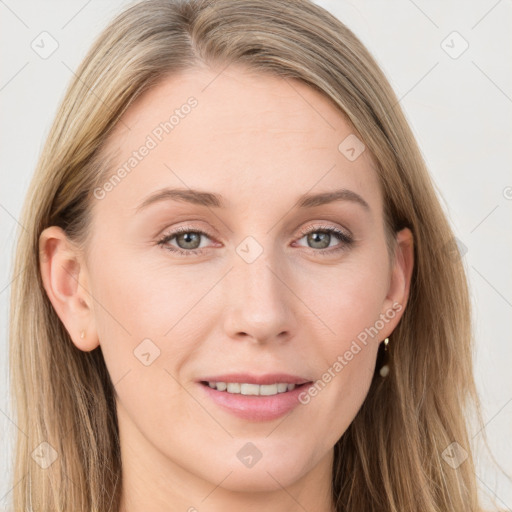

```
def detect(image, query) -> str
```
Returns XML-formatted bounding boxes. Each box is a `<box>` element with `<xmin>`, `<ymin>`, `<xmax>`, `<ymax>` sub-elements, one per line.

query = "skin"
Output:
<box><xmin>39</xmin><ymin>64</ymin><xmax>413</xmax><ymax>512</ymax></box>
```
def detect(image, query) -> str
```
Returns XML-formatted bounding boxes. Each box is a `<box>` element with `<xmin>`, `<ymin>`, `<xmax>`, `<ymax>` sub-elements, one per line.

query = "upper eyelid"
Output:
<box><xmin>298</xmin><ymin>223</ymin><xmax>351</xmax><ymax>236</ymax></box>
<box><xmin>160</xmin><ymin>223</ymin><xmax>347</xmax><ymax>235</ymax></box>
<box><xmin>159</xmin><ymin>223</ymin><xmax>351</xmax><ymax>245</ymax></box>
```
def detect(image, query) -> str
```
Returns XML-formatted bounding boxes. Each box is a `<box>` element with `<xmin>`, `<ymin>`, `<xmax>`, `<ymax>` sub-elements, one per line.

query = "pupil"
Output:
<box><xmin>179</xmin><ymin>232</ymin><xmax>200</xmax><ymax>249</ymax></box>
<box><xmin>309</xmin><ymin>232</ymin><xmax>329</xmax><ymax>249</ymax></box>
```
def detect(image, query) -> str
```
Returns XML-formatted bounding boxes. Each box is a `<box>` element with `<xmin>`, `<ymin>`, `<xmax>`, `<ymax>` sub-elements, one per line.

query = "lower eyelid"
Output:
<box><xmin>158</xmin><ymin>226</ymin><xmax>352</xmax><ymax>254</ymax></box>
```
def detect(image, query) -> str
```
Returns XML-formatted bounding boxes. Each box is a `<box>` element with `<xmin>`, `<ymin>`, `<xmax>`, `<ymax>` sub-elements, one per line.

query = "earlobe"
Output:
<box><xmin>39</xmin><ymin>226</ymin><xmax>99</xmax><ymax>352</ymax></box>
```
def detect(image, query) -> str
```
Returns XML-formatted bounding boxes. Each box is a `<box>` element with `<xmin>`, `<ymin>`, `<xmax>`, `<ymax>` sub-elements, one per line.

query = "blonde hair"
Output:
<box><xmin>8</xmin><ymin>0</ymin><xmax>500</xmax><ymax>510</ymax></box>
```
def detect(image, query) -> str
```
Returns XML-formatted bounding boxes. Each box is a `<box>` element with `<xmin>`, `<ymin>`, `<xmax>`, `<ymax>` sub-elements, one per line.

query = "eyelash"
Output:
<box><xmin>156</xmin><ymin>224</ymin><xmax>353</xmax><ymax>257</ymax></box>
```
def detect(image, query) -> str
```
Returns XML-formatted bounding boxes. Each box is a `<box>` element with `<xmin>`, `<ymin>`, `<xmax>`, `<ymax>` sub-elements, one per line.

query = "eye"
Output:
<box><xmin>157</xmin><ymin>226</ymin><xmax>214</xmax><ymax>256</ymax></box>
<box><xmin>294</xmin><ymin>224</ymin><xmax>353</xmax><ymax>255</ymax></box>
<box><xmin>157</xmin><ymin>223</ymin><xmax>354</xmax><ymax>257</ymax></box>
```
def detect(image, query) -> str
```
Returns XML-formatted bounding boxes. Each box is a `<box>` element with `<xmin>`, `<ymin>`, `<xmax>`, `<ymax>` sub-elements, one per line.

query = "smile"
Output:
<box><xmin>203</xmin><ymin>381</ymin><xmax>298</xmax><ymax>396</ymax></box>
<box><xmin>198</xmin><ymin>381</ymin><xmax>312</xmax><ymax>421</ymax></box>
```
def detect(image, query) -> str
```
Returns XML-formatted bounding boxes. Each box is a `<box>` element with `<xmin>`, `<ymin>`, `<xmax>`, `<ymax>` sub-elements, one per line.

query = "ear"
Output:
<box><xmin>39</xmin><ymin>226</ymin><xmax>99</xmax><ymax>352</ymax></box>
<box><xmin>379</xmin><ymin>227</ymin><xmax>414</xmax><ymax>337</ymax></box>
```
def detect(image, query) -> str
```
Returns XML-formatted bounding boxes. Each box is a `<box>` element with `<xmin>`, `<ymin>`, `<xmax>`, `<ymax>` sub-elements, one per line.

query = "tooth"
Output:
<box><xmin>216</xmin><ymin>382</ymin><xmax>227</xmax><ymax>391</ymax></box>
<box><xmin>259</xmin><ymin>384</ymin><xmax>278</xmax><ymax>396</ymax></box>
<box><xmin>240</xmin><ymin>383</ymin><xmax>260</xmax><ymax>395</ymax></box>
<box><xmin>207</xmin><ymin>381</ymin><xmax>298</xmax><ymax>394</ymax></box>
<box><xmin>227</xmin><ymin>382</ymin><xmax>241</xmax><ymax>393</ymax></box>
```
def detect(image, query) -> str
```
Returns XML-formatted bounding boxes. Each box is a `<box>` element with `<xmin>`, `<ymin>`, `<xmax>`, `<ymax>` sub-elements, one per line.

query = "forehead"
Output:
<box><xmin>95</xmin><ymin>65</ymin><xmax>381</xmax><ymax>216</ymax></box>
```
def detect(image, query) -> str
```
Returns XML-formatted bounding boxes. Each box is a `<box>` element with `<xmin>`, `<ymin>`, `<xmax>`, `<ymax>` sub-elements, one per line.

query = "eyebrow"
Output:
<box><xmin>135</xmin><ymin>187</ymin><xmax>370</xmax><ymax>213</ymax></box>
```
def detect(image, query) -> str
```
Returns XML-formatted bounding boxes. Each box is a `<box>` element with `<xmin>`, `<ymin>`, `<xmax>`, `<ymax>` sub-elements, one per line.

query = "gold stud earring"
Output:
<box><xmin>379</xmin><ymin>337</ymin><xmax>390</xmax><ymax>377</ymax></box>
<box><xmin>80</xmin><ymin>330</ymin><xmax>85</xmax><ymax>340</ymax></box>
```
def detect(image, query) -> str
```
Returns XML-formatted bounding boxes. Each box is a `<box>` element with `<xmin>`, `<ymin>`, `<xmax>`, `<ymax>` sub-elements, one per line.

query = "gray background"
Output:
<box><xmin>1</xmin><ymin>0</ymin><xmax>511</xmax><ymax>510</ymax></box>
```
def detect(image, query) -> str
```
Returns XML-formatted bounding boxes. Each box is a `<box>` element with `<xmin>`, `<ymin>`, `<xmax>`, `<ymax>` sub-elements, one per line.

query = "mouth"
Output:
<box><xmin>199</xmin><ymin>380</ymin><xmax>311</xmax><ymax>396</ymax></box>
<box><xmin>197</xmin><ymin>377</ymin><xmax>314</xmax><ymax>422</ymax></box>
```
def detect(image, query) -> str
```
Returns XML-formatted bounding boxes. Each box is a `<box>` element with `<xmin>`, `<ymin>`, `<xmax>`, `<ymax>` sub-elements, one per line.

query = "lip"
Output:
<box><xmin>197</xmin><ymin>373</ymin><xmax>313</xmax><ymax>422</ymax></box>
<box><xmin>197</xmin><ymin>373</ymin><xmax>311</xmax><ymax>385</ymax></box>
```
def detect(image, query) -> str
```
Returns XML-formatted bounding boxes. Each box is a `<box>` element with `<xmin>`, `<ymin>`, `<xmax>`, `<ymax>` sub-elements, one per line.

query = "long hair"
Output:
<box><xmin>9</xmin><ymin>0</ymin><xmax>497</xmax><ymax>510</ymax></box>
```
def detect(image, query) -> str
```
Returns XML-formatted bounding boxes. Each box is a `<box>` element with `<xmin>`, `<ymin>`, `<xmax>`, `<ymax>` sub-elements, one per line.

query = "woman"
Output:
<box><xmin>8</xmin><ymin>0</ymin><xmax>494</xmax><ymax>510</ymax></box>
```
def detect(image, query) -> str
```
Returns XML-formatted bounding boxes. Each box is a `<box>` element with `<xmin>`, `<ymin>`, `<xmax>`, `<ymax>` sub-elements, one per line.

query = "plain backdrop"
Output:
<box><xmin>1</xmin><ymin>0</ymin><xmax>511</xmax><ymax>510</ymax></box>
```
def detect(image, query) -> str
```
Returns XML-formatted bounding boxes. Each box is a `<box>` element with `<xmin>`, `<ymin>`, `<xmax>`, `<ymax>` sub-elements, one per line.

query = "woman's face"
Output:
<box><xmin>41</xmin><ymin>64</ymin><xmax>412</xmax><ymax>506</ymax></box>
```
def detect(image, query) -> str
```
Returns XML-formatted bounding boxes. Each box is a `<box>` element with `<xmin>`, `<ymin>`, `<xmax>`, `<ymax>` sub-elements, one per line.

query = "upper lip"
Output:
<box><xmin>198</xmin><ymin>373</ymin><xmax>312</xmax><ymax>385</ymax></box>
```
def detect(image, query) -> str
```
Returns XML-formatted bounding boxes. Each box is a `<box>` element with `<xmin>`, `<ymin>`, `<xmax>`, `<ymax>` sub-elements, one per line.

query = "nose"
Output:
<box><xmin>222</xmin><ymin>247</ymin><xmax>297</xmax><ymax>345</ymax></box>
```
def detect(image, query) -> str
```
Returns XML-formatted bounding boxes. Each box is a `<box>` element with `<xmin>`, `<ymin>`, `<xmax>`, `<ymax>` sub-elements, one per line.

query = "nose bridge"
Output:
<box><xmin>224</xmin><ymin>237</ymin><xmax>293</xmax><ymax>342</ymax></box>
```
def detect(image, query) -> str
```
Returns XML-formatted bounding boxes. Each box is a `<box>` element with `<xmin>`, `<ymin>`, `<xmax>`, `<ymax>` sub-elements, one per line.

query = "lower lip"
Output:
<box><xmin>198</xmin><ymin>382</ymin><xmax>311</xmax><ymax>422</ymax></box>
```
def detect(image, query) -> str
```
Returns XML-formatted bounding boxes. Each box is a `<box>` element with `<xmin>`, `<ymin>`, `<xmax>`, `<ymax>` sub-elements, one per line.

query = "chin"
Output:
<box><xmin>217</xmin><ymin>466</ymin><xmax>303</xmax><ymax>493</ymax></box>
<box><xmin>215</xmin><ymin>450</ymin><xmax>312</xmax><ymax>493</ymax></box>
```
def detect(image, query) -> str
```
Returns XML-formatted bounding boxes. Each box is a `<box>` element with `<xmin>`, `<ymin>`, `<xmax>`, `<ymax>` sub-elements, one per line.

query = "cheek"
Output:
<box><xmin>86</xmin><ymin>243</ymin><xmax>177</xmax><ymax>380</ymax></box>
<box><xmin>87</xmin><ymin>241</ymin><xmax>222</xmax><ymax>408</ymax></box>
<box><xmin>87</xmin><ymin>247</ymin><xmax>203</xmax><ymax>441</ymax></box>
<box><xmin>299</xmin><ymin>249</ymin><xmax>390</xmax><ymax>348</ymax></box>
<box><xmin>291</xmin><ymin>252</ymin><xmax>389</xmax><ymax>440</ymax></box>
<box><xmin>89</xmin><ymin>242</ymin><xmax>195</xmax><ymax>340</ymax></box>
